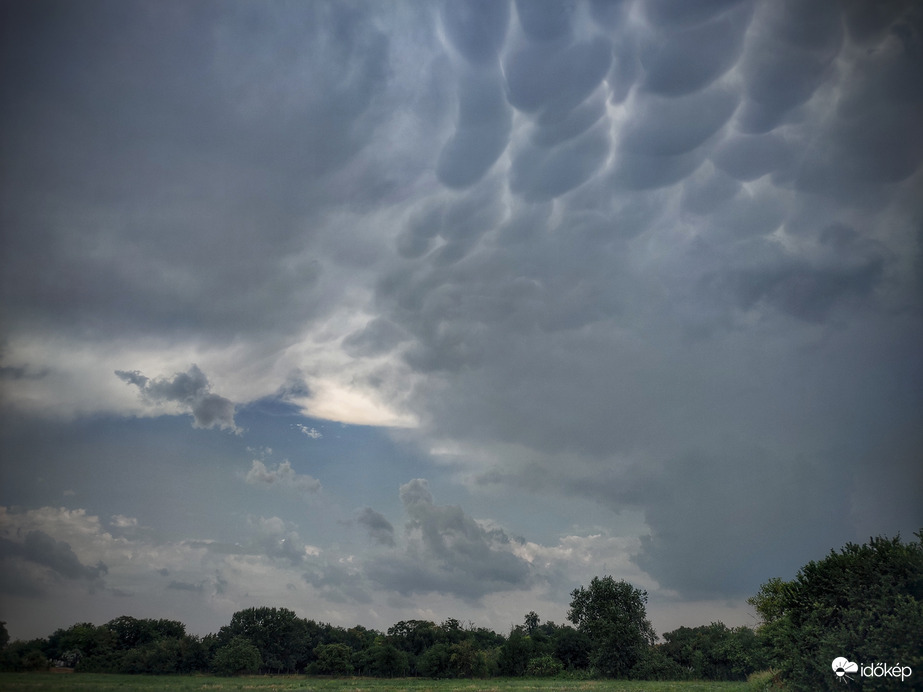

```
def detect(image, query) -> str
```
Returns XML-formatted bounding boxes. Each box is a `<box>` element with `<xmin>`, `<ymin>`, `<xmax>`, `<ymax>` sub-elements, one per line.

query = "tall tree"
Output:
<box><xmin>568</xmin><ymin>576</ymin><xmax>655</xmax><ymax>677</ymax></box>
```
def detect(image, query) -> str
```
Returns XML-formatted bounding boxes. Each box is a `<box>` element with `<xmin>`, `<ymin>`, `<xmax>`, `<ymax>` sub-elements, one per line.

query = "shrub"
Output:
<box><xmin>526</xmin><ymin>653</ymin><xmax>563</xmax><ymax>677</ymax></box>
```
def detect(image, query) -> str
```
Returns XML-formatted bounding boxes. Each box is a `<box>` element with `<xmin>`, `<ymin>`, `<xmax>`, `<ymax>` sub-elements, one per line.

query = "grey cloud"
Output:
<box><xmin>0</xmin><ymin>530</ymin><xmax>106</xmax><ymax>584</ymax></box>
<box><xmin>249</xmin><ymin>516</ymin><xmax>308</xmax><ymax>566</ymax></box>
<box><xmin>639</xmin><ymin>1</ymin><xmax>752</xmax><ymax>96</ymax></box>
<box><xmin>515</xmin><ymin>0</ymin><xmax>576</xmax><ymax>42</ymax></box>
<box><xmin>504</xmin><ymin>36</ymin><xmax>612</xmax><ymax>118</ymax></box>
<box><xmin>357</xmin><ymin>507</ymin><xmax>395</xmax><ymax>547</ymax></box>
<box><xmin>642</xmin><ymin>0</ymin><xmax>750</xmax><ymax>28</ymax></box>
<box><xmin>528</xmin><ymin>89</ymin><xmax>607</xmax><ymax>148</ymax></box>
<box><xmin>631</xmin><ymin>449</ymin><xmax>852</xmax><ymax>598</ymax></box>
<box><xmin>681</xmin><ymin>166</ymin><xmax>742</xmax><ymax>215</ymax></box>
<box><xmin>436</xmin><ymin>66</ymin><xmax>511</xmax><ymax>188</ymax></box>
<box><xmin>303</xmin><ymin>561</ymin><xmax>371</xmax><ymax>604</ymax></box>
<box><xmin>619</xmin><ymin>86</ymin><xmax>738</xmax><ymax>157</ymax></box>
<box><xmin>365</xmin><ymin>480</ymin><xmax>531</xmax><ymax>601</ymax></box>
<box><xmin>441</xmin><ymin>0</ymin><xmax>510</xmax><ymax>64</ymax></box>
<box><xmin>710</xmin><ymin>132</ymin><xmax>793</xmax><ymax>182</ymax></box>
<box><xmin>0</xmin><ymin>0</ymin><xmax>394</xmax><ymax>344</ymax></box>
<box><xmin>116</xmin><ymin>365</ymin><xmax>237</xmax><ymax>431</ymax></box>
<box><xmin>167</xmin><ymin>580</ymin><xmax>205</xmax><ymax>592</ymax></box>
<box><xmin>510</xmin><ymin>117</ymin><xmax>610</xmax><ymax>201</ymax></box>
<box><xmin>737</xmin><ymin>0</ymin><xmax>843</xmax><ymax>133</ymax></box>
<box><xmin>701</xmin><ymin>226</ymin><xmax>887</xmax><ymax>322</ymax></box>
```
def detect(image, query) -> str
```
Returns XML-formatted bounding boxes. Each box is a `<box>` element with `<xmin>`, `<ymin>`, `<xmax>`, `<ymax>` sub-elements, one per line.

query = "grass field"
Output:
<box><xmin>0</xmin><ymin>674</ymin><xmax>764</xmax><ymax>691</ymax></box>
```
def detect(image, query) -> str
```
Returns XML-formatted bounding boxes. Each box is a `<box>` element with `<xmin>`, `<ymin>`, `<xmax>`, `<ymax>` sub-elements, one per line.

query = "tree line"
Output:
<box><xmin>1</xmin><ymin>531</ymin><xmax>920</xmax><ymax>689</ymax></box>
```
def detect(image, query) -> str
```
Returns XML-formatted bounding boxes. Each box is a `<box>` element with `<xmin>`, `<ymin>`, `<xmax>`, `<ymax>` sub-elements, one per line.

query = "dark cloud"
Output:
<box><xmin>700</xmin><ymin>226</ymin><xmax>888</xmax><ymax>322</ymax></box>
<box><xmin>1</xmin><ymin>0</ymin><xmax>922</xmax><ymax>634</ymax></box>
<box><xmin>116</xmin><ymin>365</ymin><xmax>237</xmax><ymax>431</ymax></box>
<box><xmin>638</xmin><ymin>1</ymin><xmax>752</xmax><ymax>96</ymax></box>
<box><xmin>436</xmin><ymin>66</ymin><xmax>512</xmax><ymax>188</ymax></box>
<box><xmin>0</xmin><ymin>530</ymin><xmax>106</xmax><ymax>586</ymax></box>
<box><xmin>515</xmin><ymin>0</ymin><xmax>576</xmax><ymax>42</ymax></box>
<box><xmin>619</xmin><ymin>86</ymin><xmax>738</xmax><ymax>157</ymax></box>
<box><xmin>441</xmin><ymin>0</ymin><xmax>510</xmax><ymax>64</ymax></box>
<box><xmin>167</xmin><ymin>580</ymin><xmax>205</xmax><ymax>593</ymax></box>
<box><xmin>303</xmin><ymin>561</ymin><xmax>372</xmax><ymax>604</ymax></box>
<box><xmin>737</xmin><ymin>0</ymin><xmax>843</xmax><ymax>133</ymax></box>
<box><xmin>357</xmin><ymin>507</ymin><xmax>395</xmax><ymax>547</ymax></box>
<box><xmin>642</xmin><ymin>0</ymin><xmax>750</xmax><ymax>29</ymax></box>
<box><xmin>710</xmin><ymin>132</ymin><xmax>793</xmax><ymax>182</ymax></box>
<box><xmin>504</xmin><ymin>36</ymin><xmax>612</xmax><ymax>118</ymax></box>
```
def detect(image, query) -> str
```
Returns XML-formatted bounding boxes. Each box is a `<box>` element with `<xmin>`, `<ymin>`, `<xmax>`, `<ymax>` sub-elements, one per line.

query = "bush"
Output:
<box><xmin>746</xmin><ymin>669</ymin><xmax>786</xmax><ymax>690</ymax></box>
<box><xmin>526</xmin><ymin>653</ymin><xmax>562</xmax><ymax>676</ymax></box>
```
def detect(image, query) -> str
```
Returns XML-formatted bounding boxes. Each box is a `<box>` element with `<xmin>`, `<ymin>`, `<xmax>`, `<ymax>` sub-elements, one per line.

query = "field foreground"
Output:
<box><xmin>0</xmin><ymin>673</ymin><xmax>760</xmax><ymax>691</ymax></box>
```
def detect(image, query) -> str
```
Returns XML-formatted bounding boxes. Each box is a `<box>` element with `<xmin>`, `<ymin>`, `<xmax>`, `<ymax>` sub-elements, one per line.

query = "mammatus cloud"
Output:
<box><xmin>115</xmin><ymin>365</ymin><xmax>238</xmax><ymax>431</ymax></box>
<box><xmin>1</xmin><ymin>0</ymin><xmax>921</xmax><ymax>639</ymax></box>
<box><xmin>245</xmin><ymin>459</ymin><xmax>321</xmax><ymax>495</ymax></box>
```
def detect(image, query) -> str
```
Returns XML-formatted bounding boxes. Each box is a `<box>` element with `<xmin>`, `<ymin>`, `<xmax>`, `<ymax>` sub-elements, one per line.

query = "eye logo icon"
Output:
<box><xmin>832</xmin><ymin>657</ymin><xmax>858</xmax><ymax>682</ymax></box>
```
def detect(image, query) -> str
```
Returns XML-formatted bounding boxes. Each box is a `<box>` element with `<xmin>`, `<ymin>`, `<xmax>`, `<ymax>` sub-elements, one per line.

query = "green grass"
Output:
<box><xmin>0</xmin><ymin>673</ymin><xmax>761</xmax><ymax>692</ymax></box>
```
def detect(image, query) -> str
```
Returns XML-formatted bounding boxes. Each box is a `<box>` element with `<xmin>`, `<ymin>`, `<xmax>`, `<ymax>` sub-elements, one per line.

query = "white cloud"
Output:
<box><xmin>245</xmin><ymin>459</ymin><xmax>321</xmax><ymax>495</ymax></box>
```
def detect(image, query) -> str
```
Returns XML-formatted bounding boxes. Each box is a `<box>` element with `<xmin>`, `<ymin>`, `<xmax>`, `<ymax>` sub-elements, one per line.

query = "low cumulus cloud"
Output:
<box><xmin>115</xmin><ymin>365</ymin><xmax>238</xmax><ymax>431</ymax></box>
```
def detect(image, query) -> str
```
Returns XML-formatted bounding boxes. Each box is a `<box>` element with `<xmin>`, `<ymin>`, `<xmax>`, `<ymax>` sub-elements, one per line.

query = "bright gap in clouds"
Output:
<box><xmin>1</xmin><ymin>0</ymin><xmax>921</xmax><ymax>641</ymax></box>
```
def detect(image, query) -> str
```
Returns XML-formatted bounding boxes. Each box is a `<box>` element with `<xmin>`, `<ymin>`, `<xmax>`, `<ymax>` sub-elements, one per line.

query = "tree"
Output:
<box><xmin>749</xmin><ymin>531</ymin><xmax>923</xmax><ymax>691</ymax></box>
<box><xmin>313</xmin><ymin>643</ymin><xmax>353</xmax><ymax>675</ymax></box>
<box><xmin>218</xmin><ymin>607</ymin><xmax>307</xmax><ymax>673</ymax></box>
<box><xmin>497</xmin><ymin>629</ymin><xmax>532</xmax><ymax>676</ymax></box>
<box><xmin>661</xmin><ymin>622</ymin><xmax>764</xmax><ymax>680</ymax></box>
<box><xmin>211</xmin><ymin>636</ymin><xmax>262</xmax><ymax>676</ymax></box>
<box><xmin>568</xmin><ymin>576</ymin><xmax>655</xmax><ymax>677</ymax></box>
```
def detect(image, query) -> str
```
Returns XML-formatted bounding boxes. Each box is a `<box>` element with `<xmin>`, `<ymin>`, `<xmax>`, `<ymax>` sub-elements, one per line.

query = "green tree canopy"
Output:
<box><xmin>749</xmin><ymin>531</ymin><xmax>923</xmax><ymax>691</ymax></box>
<box><xmin>211</xmin><ymin>636</ymin><xmax>262</xmax><ymax>676</ymax></box>
<box><xmin>568</xmin><ymin>576</ymin><xmax>655</xmax><ymax>678</ymax></box>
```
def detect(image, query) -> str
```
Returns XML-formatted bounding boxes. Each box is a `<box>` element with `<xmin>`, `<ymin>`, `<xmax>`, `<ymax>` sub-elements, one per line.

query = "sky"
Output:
<box><xmin>1</xmin><ymin>0</ymin><xmax>921</xmax><ymax>642</ymax></box>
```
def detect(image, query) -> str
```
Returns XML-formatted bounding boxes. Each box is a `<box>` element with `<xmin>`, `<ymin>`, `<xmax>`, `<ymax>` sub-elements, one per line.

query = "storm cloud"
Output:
<box><xmin>1</xmin><ymin>0</ymin><xmax>921</xmax><ymax>640</ymax></box>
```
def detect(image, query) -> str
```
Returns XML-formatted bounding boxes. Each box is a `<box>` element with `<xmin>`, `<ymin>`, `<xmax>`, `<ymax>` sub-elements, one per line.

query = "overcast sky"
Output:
<box><xmin>1</xmin><ymin>0</ymin><xmax>921</xmax><ymax>642</ymax></box>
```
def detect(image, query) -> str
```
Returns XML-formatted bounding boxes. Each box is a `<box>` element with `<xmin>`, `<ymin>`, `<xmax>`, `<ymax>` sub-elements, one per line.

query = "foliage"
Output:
<box><xmin>745</xmin><ymin>669</ymin><xmax>786</xmax><ymax>691</ymax></box>
<box><xmin>210</xmin><ymin>635</ymin><xmax>262</xmax><ymax>676</ymax></box>
<box><xmin>749</xmin><ymin>531</ymin><xmax>923</xmax><ymax>691</ymax></box>
<box><xmin>417</xmin><ymin>642</ymin><xmax>452</xmax><ymax>678</ymax></box>
<box><xmin>313</xmin><ymin>642</ymin><xmax>353</xmax><ymax>675</ymax></box>
<box><xmin>0</xmin><ymin>673</ymin><xmax>778</xmax><ymax>690</ymax></box>
<box><xmin>526</xmin><ymin>653</ymin><xmax>563</xmax><ymax>676</ymax></box>
<box><xmin>568</xmin><ymin>575</ymin><xmax>656</xmax><ymax>678</ymax></box>
<box><xmin>218</xmin><ymin>606</ymin><xmax>308</xmax><ymax>673</ymax></box>
<box><xmin>630</xmin><ymin>644</ymin><xmax>688</xmax><ymax>681</ymax></box>
<box><xmin>660</xmin><ymin>622</ymin><xmax>764</xmax><ymax>680</ymax></box>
